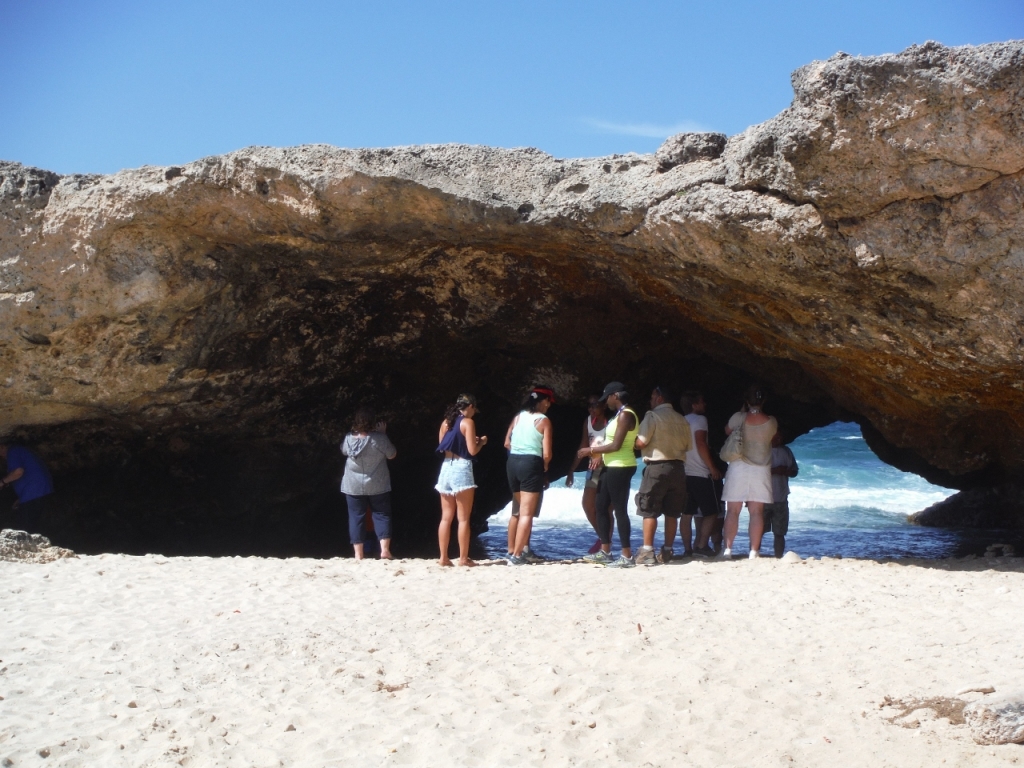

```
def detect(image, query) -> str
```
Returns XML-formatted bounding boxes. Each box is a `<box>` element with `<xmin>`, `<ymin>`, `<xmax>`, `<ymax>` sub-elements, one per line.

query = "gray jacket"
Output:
<box><xmin>340</xmin><ymin>431</ymin><xmax>397</xmax><ymax>496</ymax></box>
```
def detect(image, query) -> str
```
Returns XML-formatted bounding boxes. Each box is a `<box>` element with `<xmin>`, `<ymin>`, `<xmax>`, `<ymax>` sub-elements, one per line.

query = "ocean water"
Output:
<box><xmin>481</xmin><ymin>421</ymin><xmax>979</xmax><ymax>560</ymax></box>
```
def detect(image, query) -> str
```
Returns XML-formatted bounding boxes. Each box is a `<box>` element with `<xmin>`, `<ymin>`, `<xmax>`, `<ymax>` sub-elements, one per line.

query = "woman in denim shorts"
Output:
<box><xmin>435</xmin><ymin>394</ymin><xmax>488</xmax><ymax>566</ymax></box>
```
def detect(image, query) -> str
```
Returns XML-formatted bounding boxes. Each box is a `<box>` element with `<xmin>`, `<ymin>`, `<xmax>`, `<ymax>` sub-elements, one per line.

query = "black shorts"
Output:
<box><xmin>685</xmin><ymin>475</ymin><xmax>720</xmax><ymax>518</ymax></box>
<box><xmin>636</xmin><ymin>462</ymin><xmax>687</xmax><ymax>519</ymax></box>
<box><xmin>763</xmin><ymin>502</ymin><xmax>790</xmax><ymax>535</ymax></box>
<box><xmin>507</xmin><ymin>454</ymin><xmax>545</xmax><ymax>493</ymax></box>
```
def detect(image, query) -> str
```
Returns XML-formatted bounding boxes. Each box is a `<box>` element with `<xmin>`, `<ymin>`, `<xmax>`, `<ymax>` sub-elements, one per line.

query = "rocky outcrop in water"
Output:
<box><xmin>1</xmin><ymin>40</ymin><xmax>1022</xmax><ymax>554</ymax></box>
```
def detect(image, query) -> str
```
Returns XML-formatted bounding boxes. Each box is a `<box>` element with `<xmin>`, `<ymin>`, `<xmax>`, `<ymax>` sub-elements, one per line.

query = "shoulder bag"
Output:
<box><xmin>719</xmin><ymin>416</ymin><xmax>745</xmax><ymax>463</ymax></box>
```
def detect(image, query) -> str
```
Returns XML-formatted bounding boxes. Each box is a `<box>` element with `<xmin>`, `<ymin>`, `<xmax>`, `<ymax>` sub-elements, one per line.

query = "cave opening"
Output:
<box><xmin>2</xmin><ymin>346</ymin><xmax>853</xmax><ymax>558</ymax></box>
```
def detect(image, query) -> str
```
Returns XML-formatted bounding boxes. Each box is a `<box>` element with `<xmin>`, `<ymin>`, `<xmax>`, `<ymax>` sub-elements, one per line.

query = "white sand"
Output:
<box><xmin>2</xmin><ymin>553</ymin><xmax>1023</xmax><ymax>767</ymax></box>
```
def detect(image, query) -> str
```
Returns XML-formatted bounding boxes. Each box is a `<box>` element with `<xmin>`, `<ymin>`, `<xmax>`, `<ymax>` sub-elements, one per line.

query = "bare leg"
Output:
<box><xmin>353</xmin><ymin>543</ymin><xmax>365</xmax><ymax>561</ymax></box>
<box><xmin>711</xmin><ymin>516</ymin><xmax>724</xmax><ymax>551</ymax></box>
<box><xmin>512</xmin><ymin>491</ymin><xmax>541</xmax><ymax>556</ymax></box>
<box><xmin>695</xmin><ymin>515</ymin><xmax>715</xmax><ymax>549</ymax></box>
<box><xmin>507</xmin><ymin>493</ymin><xmax>520</xmax><ymax>554</ymax></box>
<box><xmin>747</xmin><ymin>501</ymin><xmax>765</xmax><ymax>553</ymax></box>
<box><xmin>724</xmin><ymin>501</ymin><xmax>743</xmax><ymax>550</ymax></box>
<box><xmin>582</xmin><ymin>487</ymin><xmax>599</xmax><ymax>533</ymax></box>
<box><xmin>455</xmin><ymin>488</ymin><xmax>477</xmax><ymax>566</ymax></box>
<box><xmin>438</xmin><ymin>495</ymin><xmax>456</xmax><ymax>566</ymax></box>
<box><xmin>676</xmin><ymin>515</ymin><xmax>691</xmax><ymax>553</ymax></box>
<box><xmin>506</xmin><ymin>516</ymin><xmax>519</xmax><ymax>554</ymax></box>
<box><xmin>379</xmin><ymin>538</ymin><xmax>393</xmax><ymax>559</ymax></box>
<box><xmin>663</xmin><ymin>518</ymin><xmax>679</xmax><ymax>552</ymax></box>
<box><xmin>595</xmin><ymin>490</ymin><xmax>613</xmax><ymax>554</ymax></box>
<box><xmin>642</xmin><ymin>517</ymin><xmax>658</xmax><ymax>548</ymax></box>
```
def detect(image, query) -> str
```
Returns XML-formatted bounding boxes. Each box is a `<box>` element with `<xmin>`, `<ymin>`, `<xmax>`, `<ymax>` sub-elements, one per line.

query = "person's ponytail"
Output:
<box><xmin>445</xmin><ymin>394</ymin><xmax>477</xmax><ymax>429</ymax></box>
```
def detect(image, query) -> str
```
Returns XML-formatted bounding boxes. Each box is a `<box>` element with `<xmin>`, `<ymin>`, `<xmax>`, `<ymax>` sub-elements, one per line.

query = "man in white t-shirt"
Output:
<box><xmin>764</xmin><ymin>431</ymin><xmax>799</xmax><ymax>558</ymax></box>
<box><xmin>680</xmin><ymin>392</ymin><xmax>723</xmax><ymax>557</ymax></box>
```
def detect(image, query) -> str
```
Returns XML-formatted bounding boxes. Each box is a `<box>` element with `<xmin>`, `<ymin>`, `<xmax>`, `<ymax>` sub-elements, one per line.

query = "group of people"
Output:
<box><xmin>562</xmin><ymin>381</ymin><xmax>798</xmax><ymax>567</ymax></box>
<box><xmin>339</xmin><ymin>382</ymin><xmax>799</xmax><ymax>566</ymax></box>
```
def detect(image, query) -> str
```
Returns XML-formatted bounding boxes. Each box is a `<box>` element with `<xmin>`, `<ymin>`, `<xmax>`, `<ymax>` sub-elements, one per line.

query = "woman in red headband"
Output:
<box><xmin>503</xmin><ymin>386</ymin><xmax>555</xmax><ymax>565</ymax></box>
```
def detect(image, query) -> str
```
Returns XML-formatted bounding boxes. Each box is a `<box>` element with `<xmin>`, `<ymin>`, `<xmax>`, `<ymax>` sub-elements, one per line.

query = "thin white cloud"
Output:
<box><xmin>585</xmin><ymin>118</ymin><xmax>710</xmax><ymax>138</ymax></box>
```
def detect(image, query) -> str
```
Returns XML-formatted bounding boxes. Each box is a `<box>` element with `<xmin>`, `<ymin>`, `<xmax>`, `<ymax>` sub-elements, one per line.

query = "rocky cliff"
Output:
<box><xmin>1</xmin><ymin>39</ymin><xmax>1022</xmax><ymax>554</ymax></box>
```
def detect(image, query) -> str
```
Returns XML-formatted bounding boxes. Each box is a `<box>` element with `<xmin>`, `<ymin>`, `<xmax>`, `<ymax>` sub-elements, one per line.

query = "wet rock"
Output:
<box><xmin>964</xmin><ymin>692</ymin><xmax>1024</xmax><ymax>744</ymax></box>
<box><xmin>912</xmin><ymin>485</ymin><xmax>1024</xmax><ymax>530</ymax></box>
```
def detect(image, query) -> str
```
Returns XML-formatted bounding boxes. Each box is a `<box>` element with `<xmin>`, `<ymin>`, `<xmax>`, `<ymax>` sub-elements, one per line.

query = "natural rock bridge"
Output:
<box><xmin>1</xmin><ymin>40</ymin><xmax>1022</xmax><ymax>555</ymax></box>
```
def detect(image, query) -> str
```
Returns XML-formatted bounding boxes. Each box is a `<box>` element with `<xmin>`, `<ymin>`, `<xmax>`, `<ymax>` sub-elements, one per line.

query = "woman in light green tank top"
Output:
<box><xmin>602</xmin><ymin>405</ymin><xmax>639</xmax><ymax>468</ymax></box>
<box><xmin>503</xmin><ymin>387</ymin><xmax>555</xmax><ymax>565</ymax></box>
<box><xmin>576</xmin><ymin>383</ymin><xmax>639</xmax><ymax>566</ymax></box>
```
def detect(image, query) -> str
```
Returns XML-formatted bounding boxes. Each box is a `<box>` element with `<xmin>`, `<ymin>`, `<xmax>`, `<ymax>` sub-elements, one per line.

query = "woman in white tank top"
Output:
<box><xmin>566</xmin><ymin>394</ymin><xmax>609</xmax><ymax>550</ymax></box>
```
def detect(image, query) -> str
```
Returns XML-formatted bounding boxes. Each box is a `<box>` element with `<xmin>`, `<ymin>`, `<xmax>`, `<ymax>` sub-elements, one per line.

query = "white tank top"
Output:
<box><xmin>587</xmin><ymin>416</ymin><xmax>607</xmax><ymax>446</ymax></box>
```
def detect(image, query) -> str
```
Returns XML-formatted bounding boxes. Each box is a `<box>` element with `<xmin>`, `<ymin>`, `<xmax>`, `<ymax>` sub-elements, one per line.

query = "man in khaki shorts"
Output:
<box><xmin>633</xmin><ymin>385</ymin><xmax>692</xmax><ymax>565</ymax></box>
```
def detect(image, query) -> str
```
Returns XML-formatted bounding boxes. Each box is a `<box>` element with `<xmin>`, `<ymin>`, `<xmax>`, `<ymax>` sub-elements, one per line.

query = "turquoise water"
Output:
<box><xmin>481</xmin><ymin>421</ymin><xmax>976</xmax><ymax>560</ymax></box>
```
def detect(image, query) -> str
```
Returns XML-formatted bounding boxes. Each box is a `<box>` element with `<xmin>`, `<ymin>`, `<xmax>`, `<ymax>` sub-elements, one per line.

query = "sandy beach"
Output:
<box><xmin>2</xmin><ymin>552</ymin><xmax>1023</xmax><ymax>767</ymax></box>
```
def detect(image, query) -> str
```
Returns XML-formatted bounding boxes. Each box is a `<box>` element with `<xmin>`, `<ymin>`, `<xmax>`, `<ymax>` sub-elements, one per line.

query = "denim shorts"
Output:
<box><xmin>435</xmin><ymin>457</ymin><xmax>476</xmax><ymax>496</ymax></box>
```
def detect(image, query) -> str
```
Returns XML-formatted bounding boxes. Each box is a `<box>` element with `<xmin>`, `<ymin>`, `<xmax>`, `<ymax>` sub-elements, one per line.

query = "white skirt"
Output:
<box><xmin>721</xmin><ymin>459</ymin><xmax>773</xmax><ymax>503</ymax></box>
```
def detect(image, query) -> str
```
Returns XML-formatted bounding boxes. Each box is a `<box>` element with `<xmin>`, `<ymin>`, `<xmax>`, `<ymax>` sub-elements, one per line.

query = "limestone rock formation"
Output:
<box><xmin>0</xmin><ymin>529</ymin><xmax>76</xmax><ymax>563</ymax></box>
<box><xmin>912</xmin><ymin>483</ymin><xmax>1024</xmax><ymax>529</ymax></box>
<box><xmin>964</xmin><ymin>693</ymin><xmax>1024</xmax><ymax>745</ymax></box>
<box><xmin>0</xmin><ymin>39</ymin><xmax>1022</xmax><ymax>554</ymax></box>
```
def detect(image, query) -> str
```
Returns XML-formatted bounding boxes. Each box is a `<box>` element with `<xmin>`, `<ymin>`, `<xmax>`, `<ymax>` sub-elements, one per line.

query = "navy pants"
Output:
<box><xmin>345</xmin><ymin>493</ymin><xmax>393</xmax><ymax>544</ymax></box>
<box><xmin>15</xmin><ymin>494</ymin><xmax>51</xmax><ymax>535</ymax></box>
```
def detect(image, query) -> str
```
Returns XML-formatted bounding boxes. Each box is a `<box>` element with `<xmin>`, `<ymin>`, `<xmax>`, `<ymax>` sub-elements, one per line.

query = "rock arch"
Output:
<box><xmin>1</xmin><ymin>39</ymin><xmax>1023</xmax><ymax>553</ymax></box>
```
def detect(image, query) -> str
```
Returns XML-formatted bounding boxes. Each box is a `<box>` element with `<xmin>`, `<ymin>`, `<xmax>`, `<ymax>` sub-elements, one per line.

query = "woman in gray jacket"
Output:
<box><xmin>341</xmin><ymin>406</ymin><xmax>397</xmax><ymax>560</ymax></box>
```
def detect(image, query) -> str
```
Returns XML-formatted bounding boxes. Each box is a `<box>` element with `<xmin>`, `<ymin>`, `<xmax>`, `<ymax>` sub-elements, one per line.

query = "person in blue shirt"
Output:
<box><xmin>0</xmin><ymin>443</ymin><xmax>54</xmax><ymax>535</ymax></box>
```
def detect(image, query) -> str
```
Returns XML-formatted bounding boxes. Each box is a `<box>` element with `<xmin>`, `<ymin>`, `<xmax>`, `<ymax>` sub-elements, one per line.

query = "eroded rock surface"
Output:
<box><xmin>0</xmin><ymin>529</ymin><xmax>76</xmax><ymax>563</ymax></box>
<box><xmin>964</xmin><ymin>693</ymin><xmax>1024</xmax><ymax>745</ymax></box>
<box><xmin>0</xmin><ymin>40</ymin><xmax>1022</xmax><ymax>553</ymax></box>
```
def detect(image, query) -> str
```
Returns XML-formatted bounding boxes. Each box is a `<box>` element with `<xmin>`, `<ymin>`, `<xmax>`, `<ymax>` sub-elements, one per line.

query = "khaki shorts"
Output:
<box><xmin>635</xmin><ymin>461</ymin><xmax>687</xmax><ymax>519</ymax></box>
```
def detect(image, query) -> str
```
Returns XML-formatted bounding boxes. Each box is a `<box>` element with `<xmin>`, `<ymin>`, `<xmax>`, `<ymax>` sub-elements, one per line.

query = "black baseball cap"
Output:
<box><xmin>599</xmin><ymin>381</ymin><xmax>626</xmax><ymax>402</ymax></box>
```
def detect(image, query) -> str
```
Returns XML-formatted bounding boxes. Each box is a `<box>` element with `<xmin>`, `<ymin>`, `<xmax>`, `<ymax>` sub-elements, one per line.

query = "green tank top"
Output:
<box><xmin>604</xmin><ymin>407</ymin><xmax>639</xmax><ymax>468</ymax></box>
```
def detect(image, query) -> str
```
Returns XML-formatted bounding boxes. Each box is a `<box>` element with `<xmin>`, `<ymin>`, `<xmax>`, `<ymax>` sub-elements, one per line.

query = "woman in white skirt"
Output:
<box><xmin>721</xmin><ymin>385</ymin><xmax>777</xmax><ymax>558</ymax></box>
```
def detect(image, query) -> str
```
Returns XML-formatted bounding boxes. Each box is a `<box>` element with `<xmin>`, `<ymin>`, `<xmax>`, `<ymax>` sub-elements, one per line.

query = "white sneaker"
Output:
<box><xmin>749</xmin><ymin>549</ymin><xmax>760</xmax><ymax>559</ymax></box>
<box><xmin>721</xmin><ymin>547</ymin><xmax>732</xmax><ymax>558</ymax></box>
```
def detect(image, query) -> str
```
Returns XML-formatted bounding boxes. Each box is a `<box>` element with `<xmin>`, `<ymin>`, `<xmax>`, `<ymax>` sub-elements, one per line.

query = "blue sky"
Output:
<box><xmin>1</xmin><ymin>0</ymin><xmax>1021</xmax><ymax>174</ymax></box>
